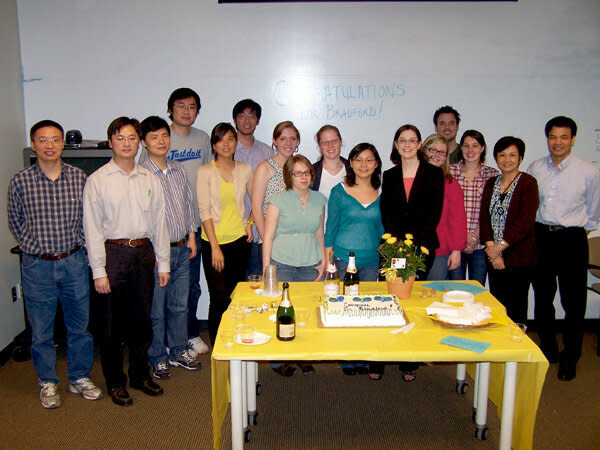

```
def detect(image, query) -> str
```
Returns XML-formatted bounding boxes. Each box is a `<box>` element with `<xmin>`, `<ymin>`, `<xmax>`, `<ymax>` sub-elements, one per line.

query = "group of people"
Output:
<box><xmin>8</xmin><ymin>91</ymin><xmax>600</xmax><ymax>410</ymax></box>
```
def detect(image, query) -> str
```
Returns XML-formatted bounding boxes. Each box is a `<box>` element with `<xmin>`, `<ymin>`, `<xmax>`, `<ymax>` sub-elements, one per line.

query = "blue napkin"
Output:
<box><xmin>440</xmin><ymin>336</ymin><xmax>491</xmax><ymax>353</ymax></box>
<box><xmin>422</xmin><ymin>281</ymin><xmax>486</xmax><ymax>295</ymax></box>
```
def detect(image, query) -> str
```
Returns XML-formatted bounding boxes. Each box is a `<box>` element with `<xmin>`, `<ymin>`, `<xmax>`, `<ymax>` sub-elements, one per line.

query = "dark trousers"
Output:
<box><xmin>97</xmin><ymin>242</ymin><xmax>155</xmax><ymax>389</ymax></box>
<box><xmin>201</xmin><ymin>236</ymin><xmax>250</xmax><ymax>345</ymax></box>
<box><xmin>533</xmin><ymin>223</ymin><xmax>588</xmax><ymax>363</ymax></box>
<box><xmin>188</xmin><ymin>227</ymin><xmax>203</xmax><ymax>338</ymax></box>
<box><xmin>488</xmin><ymin>265</ymin><xmax>534</xmax><ymax>324</ymax></box>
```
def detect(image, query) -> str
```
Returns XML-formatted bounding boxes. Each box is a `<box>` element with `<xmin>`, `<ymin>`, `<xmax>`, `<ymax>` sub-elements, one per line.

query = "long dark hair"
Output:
<box><xmin>345</xmin><ymin>143</ymin><xmax>382</xmax><ymax>189</ymax></box>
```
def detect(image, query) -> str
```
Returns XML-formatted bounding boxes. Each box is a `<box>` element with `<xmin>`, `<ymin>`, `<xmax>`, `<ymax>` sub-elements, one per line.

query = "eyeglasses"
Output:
<box><xmin>320</xmin><ymin>139</ymin><xmax>340</xmax><ymax>147</ymax></box>
<box><xmin>237</xmin><ymin>113</ymin><xmax>257</xmax><ymax>120</ymax></box>
<box><xmin>354</xmin><ymin>157</ymin><xmax>376</xmax><ymax>164</ymax></box>
<box><xmin>397</xmin><ymin>138</ymin><xmax>419</xmax><ymax>146</ymax></box>
<box><xmin>36</xmin><ymin>137</ymin><xmax>62</xmax><ymax>145</ymax></box>
<box><xmin>173</xmin><ymin>103</ymin><xmax>197</xmax><ymax>111</ymax></box>
<box><xmin>114</xmin><ymin>135</ymin><xmax>139</xmax><ymax>143</ymax></box>
<box><xmin>292</xmin><ymin>170</ymin><xmax>311</xmax><ymax>177</ymax></box>
<box><xmin>426</xmin><ymin>147</ymin><xmax>448</xmax><ymax>157</ymax></box>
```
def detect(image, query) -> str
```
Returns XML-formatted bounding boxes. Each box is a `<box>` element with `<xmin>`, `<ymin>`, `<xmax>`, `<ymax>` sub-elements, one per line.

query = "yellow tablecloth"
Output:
<box><xmin>211</xmin><ymin>281</ymin><xmax>548</xmax><ymax>449</ymax></box>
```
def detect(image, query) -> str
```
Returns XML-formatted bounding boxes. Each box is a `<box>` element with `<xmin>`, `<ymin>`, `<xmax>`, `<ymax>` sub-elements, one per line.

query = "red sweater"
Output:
<box><xmin>436</xmin><ymin>178</ymin><xmax>467</xmax><ymax>256</ymax></box>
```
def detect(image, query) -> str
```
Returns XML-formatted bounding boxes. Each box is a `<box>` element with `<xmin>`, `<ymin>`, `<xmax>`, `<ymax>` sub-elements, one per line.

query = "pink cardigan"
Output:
<box><xmin>436</xmin><ymin>178</ymin><xmax>467</xmax><ymax>256</ymax></box>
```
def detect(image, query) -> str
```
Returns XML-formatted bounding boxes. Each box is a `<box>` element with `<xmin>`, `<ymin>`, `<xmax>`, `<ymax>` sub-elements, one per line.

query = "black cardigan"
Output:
<box><xmin>311</xmin><ymin>157</ymin><xmax>350</xmax><ymax>191</ymax></box>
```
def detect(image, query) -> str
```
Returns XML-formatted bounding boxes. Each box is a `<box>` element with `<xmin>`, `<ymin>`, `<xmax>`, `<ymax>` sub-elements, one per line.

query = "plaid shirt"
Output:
<box><xmin>449</xmin><ymin>163</ymin><xmax>499</xmax><ymax>250</ymax></box>
<box><xmin>8</xmin><ymin>162</ymin><xmax>86</xmax><ymax>255</ymax></box>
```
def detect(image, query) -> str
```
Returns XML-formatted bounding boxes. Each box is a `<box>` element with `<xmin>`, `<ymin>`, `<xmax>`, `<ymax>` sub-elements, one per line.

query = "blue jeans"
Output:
<box><xmin>272</xmin><ymin>260</ymin><xmax>319</xmax><ymax>282</ymax></box>
<box><xmin>188</xmin><ymin>228</ymin><xmax>202</xmax><ymax>338</ymax></box>
<box><xmin>334</xmin><ymin>258</ymin><xmax>379</xmax><ymax>282</ymax></box>
<box><xmin>427</xmin><ymin>255</ymin><xmax>450</xmax><ymax>281</ymax></box>
<box><xmin>148</xmin><ymin>244</ymin><xmax>190</xmax><ymax>365</ymax></box>
<box><xmin>21</xmin><ymin>248</ymin><xmax>93</xmax><ymax>384</ymax></box>
<box><xmin>449</xmin><ymin>249</ymin><xmax>487</xmax><ymax>286</ymax></box>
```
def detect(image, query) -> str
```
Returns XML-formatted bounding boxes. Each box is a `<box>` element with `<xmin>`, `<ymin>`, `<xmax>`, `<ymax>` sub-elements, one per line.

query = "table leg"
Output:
<box><xmin>242</xmin><ymin>361</ymin><xmax>249</xmax><ymax>441</ymax></box>
<box><xmin>456</xmin><ymin>363</ymin><xmax>468</xmax><ymax>394</ymax></box>
<box><xmin>230</xmin><ymin>360</ymin><xmax>244</xmax><ymax>450</ymax></box>
<box><xmin>247</xmin><ymin>362</ymin><xmax>258</xmax><ymax>425</ymax></box>
<box><xmin>475</xmin><ymin>362</ymin><xmax>490</xmax><ymax>440</ymax></box>
<box><xmin>473</xmin><ymin>363</ymin><xmax>481</xmax><ymax>420</ymax></box>
<box><xmin>499</xmin><ymin>362</ymin><xmax>517</xmax><ymax>450</ymax></box>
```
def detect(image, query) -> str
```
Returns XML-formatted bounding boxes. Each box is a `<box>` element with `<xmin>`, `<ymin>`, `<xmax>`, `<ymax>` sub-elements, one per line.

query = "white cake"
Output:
<box><xmin>320</xmin><ymin>295</ymin><xmax>407</xmax><ymax>327</ymax></box>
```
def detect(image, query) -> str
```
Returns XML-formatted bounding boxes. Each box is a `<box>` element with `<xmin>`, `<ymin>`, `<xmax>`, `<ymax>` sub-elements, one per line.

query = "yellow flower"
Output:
<box><xmin>382</xmin><ymin>233</ymin><xmax>391</xmax><ymax>240</ymax></box>
<box><xmin>386</xmin><ymin>237</ymin><xmax>397</xmax><ymax>244</ymax></box>
<box><xmin>421</xmin><ymin>246</ymin><xmax>429</xmax><ymax>255</ymax></box>
<box><xmin>405</xmin><ymin>233</ymin><xmax>414</xmax><ymax>240</ymax></box>
<box><xmin>404</xmin><ymin>239</ymin><xmax>413</xmax><ymax>246</ymax></box>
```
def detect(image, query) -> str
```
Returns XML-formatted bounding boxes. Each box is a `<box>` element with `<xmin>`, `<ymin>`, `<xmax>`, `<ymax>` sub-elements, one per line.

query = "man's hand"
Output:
<box><xmin>94</xmin><ymin>277</ymin><xmax>111</xmax><ymax>294</ymax></box>
<box><xmin>158</xmin><ymin>272</ymin><xmax>170</xmax><ymax>287</ymax></box>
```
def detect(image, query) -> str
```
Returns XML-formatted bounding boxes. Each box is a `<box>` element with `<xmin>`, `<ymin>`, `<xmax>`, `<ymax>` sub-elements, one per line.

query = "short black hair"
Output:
<box><xmin>458</xmin><ymin>129</ymin><xmax>487</xmax><ymax>163</ymax></box>
<box><xmin>232</xmin><ymin>99</ymin><xmax>262</xmax><ymax>121</ymax></box>
<box><xmin>210</xmin><ymin>122</ymin><xmax>237</xmax><ymax>159</ymax></box>
<box><xmin>493</xmin><ymin>136</ymin><xmax>525</xmax><ymax>160</ymax></box>
<box><xmin>390</xmin><ymin>124</ymin><xmax>422</xmax><ymax>165</ymax></box>
<box><xmin>433</xmin><ymin>105</ymin><xmax>461</xmax><ymax>126</ymax></box>
<box><xmin>544</xmin><ymin>116</ymin><xmax>577</xmax><ymax>138</ymax></box>
<box><xmin>141</xmin><ymin>116</ymin><xmax>170</xmax><ymax>141</ymax></box>
<box><xmin>30</xmin><ymin>120</ymin><xmax>64</xmax><ymax>140</ymax></box>
<box><xmin>107</xmin><ymin>117</ymin><xmax>141</xmax><ymax>140</ymax></box>
<box><xmin>346</xmin><ymin>143</ymin><xmax>382</xmax><ymax>190</ymax></box>
<box><xmin>167</xmin><ymin>88</ymin><xmax>201</xmax><ymax>121</ymax></box>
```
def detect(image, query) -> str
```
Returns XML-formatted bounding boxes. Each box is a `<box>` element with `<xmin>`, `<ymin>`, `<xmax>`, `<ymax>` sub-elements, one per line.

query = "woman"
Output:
<box><xmin>480</xmin><ymin>136</ymin><xmax>539</xmax><ymax>323</ymax></box>
<box><xmin>197</xmin><ymin>123</ymin><xmax>253</xmax><ymax>345</ymax></box>
<box><xmin>449</xmin><ymin>130</ymin><xmax>499</xmax><ymax>286</ymax></box>
<box><xmin>325</xmin><ymin>142</ymin><xmax>383</xmax><ymax>281</ymax></box>
<box><xmin>420</xmin><ymin>134</ymin><xmax>468</xmax><ymax>280</ymax></box>
<box><xmin>263</xmin><ymin>154</ymin><xmax>327</xmax><ymax>376</ymax></box>
<box><xmin>380</xmin><ymin>124</ymin><xmax>444</xmax><ymax>382</ymax></box>
<box><xmin>324</xmin><ymin>142</ymin><xmax>383</xmax><ymax>377</ymax></box>
<box><xmin>251</xmin><ymin>121</ymin><xmax>300</xmax><ymax>242</ymax></box>
<box><xmin>312</xmin><ymin>125</ymin><xmax>350</xmax><ymax>198</ymax></box>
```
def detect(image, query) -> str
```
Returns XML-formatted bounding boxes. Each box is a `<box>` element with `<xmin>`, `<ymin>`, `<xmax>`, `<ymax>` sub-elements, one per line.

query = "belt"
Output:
<box><xmin>105</xmin><ymin>238</ymin><xmax>151</xmax><ymax>248</ymax></box>
<box><xmin>538</xmin><ymin>223</ymin><xmax>584</xmax><ymax>232</ymax></box>
<box><xmin>40</xmin><ymin>246</ymin><xmax>80</xmax><ymax>261</ymax></box>
<box><xmin>171</xmin><ymin>238</ymin><xmax>186</xmax><ymax>247</ymax></box>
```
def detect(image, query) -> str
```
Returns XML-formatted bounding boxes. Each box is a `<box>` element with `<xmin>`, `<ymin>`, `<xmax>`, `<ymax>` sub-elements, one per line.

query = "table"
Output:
<box><xmin>211</xmin><ymin>281</ymin><xmax>548</xmax><ymax>449</ymax></box>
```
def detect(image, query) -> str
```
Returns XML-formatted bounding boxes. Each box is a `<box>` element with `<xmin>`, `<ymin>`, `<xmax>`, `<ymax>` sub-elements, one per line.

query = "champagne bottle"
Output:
<box><xmin>276</xmin><ymin>282</ymin><xmax>295</xmax><ymax>341</ymax></box>
<box><xmin>343</xmin><ymin>252</ymin><xmax>360</xmax><ymax>296</ymax></box>
<box><xmin>323</xmin><ymin>251</ymin><xmax>340</xmax><ymax>296</ymax></box>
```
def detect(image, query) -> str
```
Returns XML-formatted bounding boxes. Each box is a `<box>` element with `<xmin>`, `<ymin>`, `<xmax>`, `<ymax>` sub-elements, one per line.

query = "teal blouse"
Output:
<box><xmin>269</xmin><ymin>189</ymin><xmax>327</xmax><ymax>267</ymax></box>
<box><xmin>324</xmin><ymin>183</ymin><xmax>384</xmax><ymax>268</ymax></box>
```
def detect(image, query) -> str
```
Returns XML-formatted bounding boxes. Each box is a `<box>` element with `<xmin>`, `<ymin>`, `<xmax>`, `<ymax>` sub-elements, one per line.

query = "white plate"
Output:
<box><xmin>234</xmin><ymin>331</ymin><xmax>271</xmax><ymax>345</ymax></box>
<box><xmin>254</xmin><ymin>288</ymin><xmax>282</xmax><ymax>298</ymax></box>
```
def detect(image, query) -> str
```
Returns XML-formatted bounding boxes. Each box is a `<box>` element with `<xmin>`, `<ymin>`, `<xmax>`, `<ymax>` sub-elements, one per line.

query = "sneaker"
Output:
<box><xmin>188</xmin><ymin>336</ymin><xmax>209</xmax><ymax>355</ymax></box>
<box><xmin>152</xmin><ymin>362</ymin><xmax>171</xmax><ymax>380</ymax></box>
<box><xmin>40</xmin><ymin>382</ymin><xmax>61</xmax><ymax>409</ymax></box>
<box><xmin>68</xmin><ymin>377</ymin><xmax>103</xmax><ymax>400</ymax></box>
<box><xmin>169</xmin><ymin>349</ymin><xmax>201</xmax><ymax>371</ymax></box>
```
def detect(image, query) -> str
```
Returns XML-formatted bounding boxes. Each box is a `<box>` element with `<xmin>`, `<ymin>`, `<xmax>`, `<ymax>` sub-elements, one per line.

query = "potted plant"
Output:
<box><xmin>378</xmin><ymin>233</ymin><xmax>429</xmax><ymax>298</ymax></box>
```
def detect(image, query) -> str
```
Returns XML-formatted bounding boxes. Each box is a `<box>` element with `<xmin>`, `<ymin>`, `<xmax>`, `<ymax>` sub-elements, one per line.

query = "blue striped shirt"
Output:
<box><xmin>8</xmin><ymin>162</ymin><xmax>86</xmax><ymax>255</ymax></box>
<box><xmin>140</xmin><ymin>158</ymin><xmax>197</xmax><ymax>242</ymax></box>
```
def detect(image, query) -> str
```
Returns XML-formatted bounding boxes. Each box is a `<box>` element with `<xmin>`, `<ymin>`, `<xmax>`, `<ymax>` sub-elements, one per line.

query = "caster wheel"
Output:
<box><xmin>244</xmin><ymin>429</ymin><xmax>251</xmax><ymax>442</ymax></box>
<box><xmin>475</xmin><ymin>427</ymin><xmax>488</xmax><ymax>440</ymax></box>
<box><xmin>256</xmin><ymin>383</ymin><xmax>262</xmax><ymax>395</ymax></box>
<box><xmin>455</xmin><ymin>381</ymin><xmax>468</xmax><ymax>395</ymax></box>
<box><xmin>249</xmin><ymin>413</ymin><xmax>258</xmax><ymax>426</ymax></box>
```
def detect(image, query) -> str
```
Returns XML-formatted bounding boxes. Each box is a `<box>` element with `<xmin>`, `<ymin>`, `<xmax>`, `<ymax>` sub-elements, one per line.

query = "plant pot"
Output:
<box><xmin>386</xmin><ymin>275</ymin><xmax>416</xmax><ymax>299</ymax></box>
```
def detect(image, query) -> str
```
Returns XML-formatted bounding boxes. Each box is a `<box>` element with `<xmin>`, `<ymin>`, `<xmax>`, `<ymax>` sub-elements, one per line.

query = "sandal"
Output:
<box><xmin>368</xmin><ymin>362</ymin><xmax>384</xmax><ymax>381</ymax></box>
<box><xmin>299</xmin><ymin>363</ymin><xmax>314</xmax><ymax>374</ymax></box>
<box><xmin>272</xmin><ymin>364</ymin><xmax>297</xmax><ymax>377</ymax></box>
<box><xmin>401</xmin><ymin>370</ymin><xmax>417</xmax><ymax>382</ymax></box>
<box><xmin>368</xmin><ymin>372</ymin><xmax>382</xmax><ymax>381</ymax></box>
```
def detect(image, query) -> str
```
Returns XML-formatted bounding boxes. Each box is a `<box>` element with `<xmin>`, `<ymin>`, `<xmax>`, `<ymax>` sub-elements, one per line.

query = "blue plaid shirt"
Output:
<box><xmin>8</xmin><ymin>162</ymin><xmax>86</xmax><ymax>255</ymax></box>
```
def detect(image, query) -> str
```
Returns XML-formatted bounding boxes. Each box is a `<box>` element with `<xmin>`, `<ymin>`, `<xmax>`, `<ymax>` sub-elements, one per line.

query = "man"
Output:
<box><xmin>527</xmin><ymin>116</ymin><xmax>600</xmax><ymax>381</ymax></box>
<box><xmin>167</xmin><ymin>87</ymin><xmax>211</xmax><ymax>356</ymax></box>
<box><xmin>8</xmin><ymin>120</ymin><xmax>102</xmax><ymax>409</ymax></box>
<box><xmin>433</xmin><ymin>105</ymin><xmax>461</xmax><ymax>164</ymax></box>
<box><xmin>140</xmin><ymin>116</ymin><xmax>200</xmax><ymax>380</ymax></box>
<box><xmin>232</xmin><ymin>99</ymin><xmax>273</xmax><ymax>276</ymax></box>
<box><xmin>83</xmin><ymin>117</ymin><xmax>170</xmax><ymax>405</ymax></box>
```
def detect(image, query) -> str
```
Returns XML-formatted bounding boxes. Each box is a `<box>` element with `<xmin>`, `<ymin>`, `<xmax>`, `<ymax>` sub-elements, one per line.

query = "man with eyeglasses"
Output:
<box><xmin>8</xmin><ymin>120</ymin><xmax>102</xmax><ymax>409</ymax></box>
<box><xmin>166</xmin><ymin>87</ymin><xmax>211</xmax><ymax>357</ymax></box>
<box><xmin>83</xmin><ymin>117</ymin><xmax>170</xmax><ymax>406</ymax></box>
<box><xmin>433</xmin><ymin>105</ymin><xmax>461</xmax><ymax>164</ymax></box>
<box><xmin>232</xmin><ymin>99</ymin><xmax>273</xmax><ymax>276</ymax></box>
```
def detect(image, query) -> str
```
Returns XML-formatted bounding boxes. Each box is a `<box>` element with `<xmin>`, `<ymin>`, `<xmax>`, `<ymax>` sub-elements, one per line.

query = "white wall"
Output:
<box><xmin>12</xmin><ymin>0</ymin><xmax>600</xmax><ymax>320</ymax></box>
<box><xmin>0</xmin><ymin>0</ymin><xmax>28</xmax><ymax>349</ymax></box>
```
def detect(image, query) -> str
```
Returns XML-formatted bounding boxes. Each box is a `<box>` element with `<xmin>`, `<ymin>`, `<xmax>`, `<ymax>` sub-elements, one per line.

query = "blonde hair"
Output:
<box><xmin>420</xmin><ymin>133</ymin><xmax>451</xmax><ymax>181</ymax></box>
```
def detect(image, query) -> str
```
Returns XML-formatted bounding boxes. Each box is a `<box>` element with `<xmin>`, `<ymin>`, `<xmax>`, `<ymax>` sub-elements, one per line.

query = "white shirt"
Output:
<box><xmin>83</xmin><ymin>159</ymin><xmax>170</xmax><ymax>279</ymax></box>
<box><xmin>318</xmin><ymin>166</ymin><xmax>346</xmax><ymax>199</ymax></box>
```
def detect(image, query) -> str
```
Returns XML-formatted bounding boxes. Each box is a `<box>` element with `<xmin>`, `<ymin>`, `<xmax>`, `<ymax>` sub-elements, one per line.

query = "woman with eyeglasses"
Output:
<box><xmin>479</xmin><ymin>137</ymin><xmax>538</xmax><ymax>323</ymax></box>
<box><xmin>449</xmin><ymin>130</ymin><xmax>499</xmax><ymax>286</ymax></box>
<box><xmin>420</xmin><ymin>134</ymin><xmax>468</xmax><ymax>281</ymax></box>
<box><xmin>379</xmin><ymin>124</ymin><xmax>444</xmax><ymax>382</ymax></box>
<box><xmin>311</xmin><ymin>125</ymin><xmax>350</xmax><ymax>199</ymax></box>
<box><xmin>262</xmin><ymin>154</ymin><xmax>327</xmax><ymax>376</ymax></box>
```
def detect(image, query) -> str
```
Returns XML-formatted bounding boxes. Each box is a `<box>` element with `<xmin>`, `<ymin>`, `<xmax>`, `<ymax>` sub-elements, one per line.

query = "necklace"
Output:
<box><xmin>499</xmin><ymin>171</ymin><xmax>521</xmax><ymax>195</ymax></box>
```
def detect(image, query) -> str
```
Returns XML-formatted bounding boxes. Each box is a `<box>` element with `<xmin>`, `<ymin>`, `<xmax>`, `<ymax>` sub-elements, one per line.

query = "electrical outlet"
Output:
<box><xmin>11</xmin><ymin>283</ymin><xmax>22</xmax><ymax>303</ymax></box>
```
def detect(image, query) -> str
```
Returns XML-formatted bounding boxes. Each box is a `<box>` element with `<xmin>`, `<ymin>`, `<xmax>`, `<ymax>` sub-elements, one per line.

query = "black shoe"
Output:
<box><xmin>130</xmin><ymin>378</ymin><xmax>164</xmax><ymax>396</ymax></box>
<box><xmin>109</xmin><ymin>386</ymin><xmax>133</xmax><ymax>406</ymax></box>
<box><xmin>342</xmin><ymin>368</ymin><xmax>356</xmax><ymax>376</ymax></box>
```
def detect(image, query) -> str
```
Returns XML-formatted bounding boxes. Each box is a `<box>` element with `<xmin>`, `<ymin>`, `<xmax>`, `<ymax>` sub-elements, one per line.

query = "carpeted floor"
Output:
<box><xmin>1</xmin><ymin>330</ymin><xmax>598</xmax><ymax>449</ymax></box>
